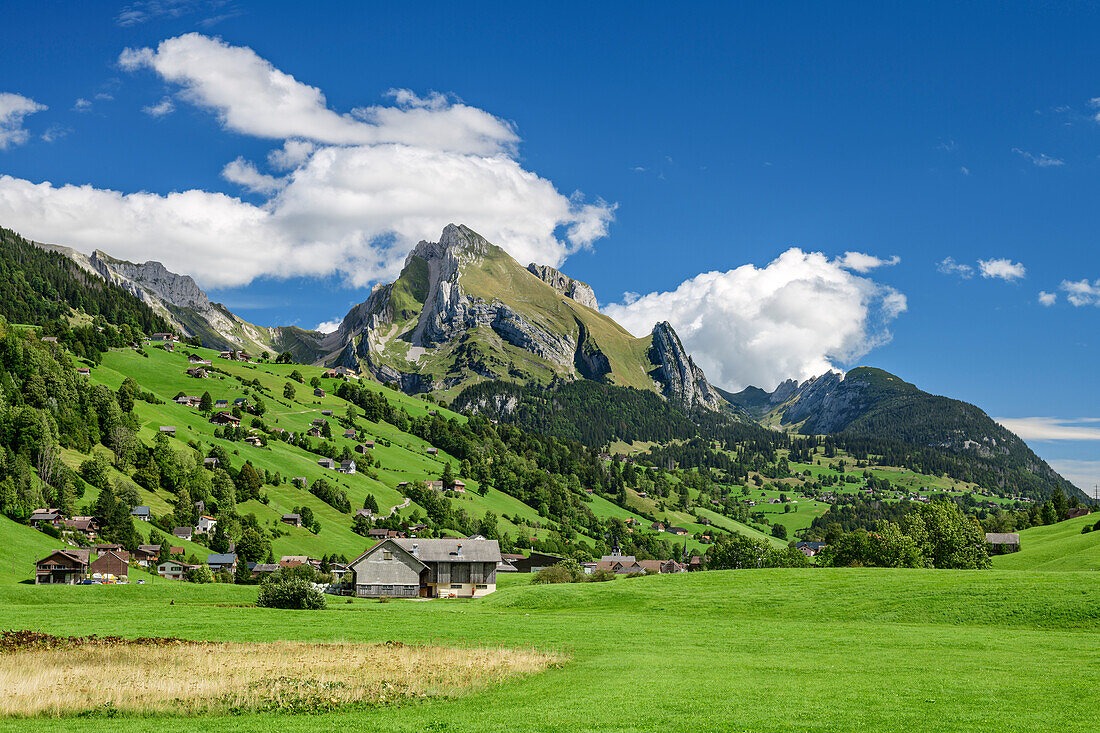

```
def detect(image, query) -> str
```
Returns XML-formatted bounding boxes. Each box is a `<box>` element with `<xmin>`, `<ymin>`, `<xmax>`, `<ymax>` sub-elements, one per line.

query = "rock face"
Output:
<box><xmin>648</xmin><ymin>321</ymin><xmax>725</xmax><ymax>412</ymax></box>
<box><xmin>89</xmin><ymin>251</ymin><xmax>210</xmax><ymax>310</ymax></box>
<box><xmin>774</xmin><ymin>371</ymin><xmax>861</xmax><ymax>433</ymax></box>
<box><xmin>526</xmin><ymin>263</ymin><xmax>598</xmax><ymax>309</ymax></box>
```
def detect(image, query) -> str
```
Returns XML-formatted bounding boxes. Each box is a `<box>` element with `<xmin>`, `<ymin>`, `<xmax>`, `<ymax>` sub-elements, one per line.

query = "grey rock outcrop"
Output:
<box><xmin>526</xmin><ymin>263</ymin><xmax>598</xmax><ymax>309</ymax></box>
<box><xmin>89</xmin><ymin>251</ymin><xmax>210</xmax><ymax>310</ymax></box>
<box><xmin>648</xmin><ymin>321</ymin><xmax>725</xmax><ymax>412</ymax></box>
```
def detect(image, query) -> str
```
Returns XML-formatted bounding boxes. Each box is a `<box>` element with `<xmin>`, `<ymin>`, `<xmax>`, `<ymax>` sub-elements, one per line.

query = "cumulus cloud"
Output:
<box><xmin>0</xmin><ymin>35</ymin><xmax>614</xmax><ymax>289</ymax></box>
<box><xmin>314</xmin><ymin>320</ymin><xmax>341</xmax><ymax>334</ymax></box>
<box><xmin>834</xmin><ymin>251</ymin><xmax>900</xmax><ymax>273</ymax></box>
<box><xmin>119</xmin><ymin>34</ymin><xmax>518</xmax><ymax>155</ymax></box>
<box><xmin>1061</xmin><ymin>278</ymin><xmax>1100</xmax><ymax>306</ymax></box>
<box><xmin>937</xmin><ymin>256</ymin><xmax>974</xmax><ymax>278</ymax></box>
<box><xmin>221</xmin><ymin>157</ymin><xmax>284</xmax><ymax>194</ymax></box>
<box><xmin>1012</xmin><ymin>148</ymin><xmax>1064</xmax><ymax>167</ymax></box>
<box><xmin>142</xmin><ymin>97</ymin><xmax>175</xmax><ymax>117</ymax></box>
<box><xmin>603</xmin><ymin>248</ymin><xmax>907</xmax><ymax>391</ymax></box>
<box><xmin>995</xmin><ymin>417</ymin><xmax>1100</xmax><ymax>441</ymax></box>
<box><xmin>978</xmin><ymin>258</ymin><xmax>1026</xmax><ymax>281</ymax></box>
<box><xmin>1038</xmin><ymin>290</ymin><xmax>1057</xmax><ymax>306</ymax></box>
<box><xmin>0</xmin><ymin>92</ymin><xmax>46</xmax><ymax>150</ymax></box>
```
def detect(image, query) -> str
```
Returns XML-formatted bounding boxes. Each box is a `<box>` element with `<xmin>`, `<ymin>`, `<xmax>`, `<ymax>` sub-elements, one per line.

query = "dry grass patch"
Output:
<box><xmin>0</xmin><ymin>632</ymin><xmax>563</xmax><ymax>718</ymax></box>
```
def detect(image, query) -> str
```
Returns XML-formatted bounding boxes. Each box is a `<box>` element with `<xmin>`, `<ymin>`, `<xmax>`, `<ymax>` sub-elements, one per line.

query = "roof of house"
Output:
<box><xmin>172</xmin><ymin>526</ymin><xmax>192</xmax><ymax>535</ymax></box>
<box><xmin>206</xmin><ymin>553</ymin><xmax>237</xmax><ymax>564</ymax></box>
<box><xmin>985</xmin><ymin>532</ymin><xmax>1020</xmax><ymax>544</ymax></box>
<box><xmin>130</xmin><ymin>506</ymin><xmax>150</xmax><ymax>515</ymax></box>
<box><xmin>393</xmin><ymin>538</ymin><xmax>501</xmax><ymax>563</ymax></box>
<box><xmin>37</xmin><ymin>548</ymin><xmax>90</xmax><ymax>566</ymax></box>
<box><xmin>282</xmin><ymin>513</ymin><xmax>301</xmax><ymax>520</ymax></box>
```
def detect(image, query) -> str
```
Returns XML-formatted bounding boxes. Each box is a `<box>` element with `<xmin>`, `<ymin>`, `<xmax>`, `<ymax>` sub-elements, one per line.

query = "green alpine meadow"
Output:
<box><xmin>1</xmin><ymin>5</ymin><xmax>1098</xmax><ymax>731</ymax></box>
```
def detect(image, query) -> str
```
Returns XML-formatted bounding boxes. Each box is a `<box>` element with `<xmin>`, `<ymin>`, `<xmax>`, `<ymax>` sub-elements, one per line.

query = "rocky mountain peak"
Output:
<box><xmin>526</xmin><ymin>263</ymin><xmax>598</xmax><ymax>309</ymax></box>
<box><xmin>648</xmin><ymin>321</ymin><xmax>725</xmax><ymax>412</ymax></box>
<box><xmin>90</xmin><ymin>250</ymin><xmax>210</xmax><ymax>310</ymax></box>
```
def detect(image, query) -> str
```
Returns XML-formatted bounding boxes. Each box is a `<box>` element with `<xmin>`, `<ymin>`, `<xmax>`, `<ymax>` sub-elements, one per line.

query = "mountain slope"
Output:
<box><xmin>726</xmin><ymin>366</ymin><xmax>1081</xmax><ymax>500</ymax></box>
<box><xmin>33</xmin><ymin>239</ymin><xmax>325</xmax><ymax>361</ymax></box>
<box><xmin>324</xmin><ymin>224</ymin><xmax>727</xmax><ymax>411</ymax></box>
<box><xmin>0</xmin><ymin>227</ymin><xmax>170</xmax><ymax>334</ymax></box>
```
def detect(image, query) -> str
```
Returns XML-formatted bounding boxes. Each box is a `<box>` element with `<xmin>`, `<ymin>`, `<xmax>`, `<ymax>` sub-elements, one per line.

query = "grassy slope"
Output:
<box><xmin>459</xmin><ymin>243</ymin><xmax>656</xmax><ymax>392</ymax></box>
<box><xmin>992</xmin><ymin>513</ymin><xmax>1100</xmax><ymax>571</ymax></box>
<box><xmin>0</xmin><ymin>568</ymin><xmax>1097</xmax><ymax>731</ymax></box>
<box><xmin>80</xmin><ymin>346</ymin><xmax>569</xmax><ymax>557</ymax></box>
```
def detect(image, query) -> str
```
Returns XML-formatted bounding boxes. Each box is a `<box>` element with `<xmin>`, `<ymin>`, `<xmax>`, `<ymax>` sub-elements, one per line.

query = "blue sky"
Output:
<box><xmin>0</xmin><ymin>1</ymin><xmax>1098</xmax><ymax>492</ymax></box>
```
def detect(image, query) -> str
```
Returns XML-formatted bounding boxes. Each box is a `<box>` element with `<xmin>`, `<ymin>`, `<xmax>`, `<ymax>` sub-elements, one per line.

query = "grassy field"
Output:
<box><xmin>0</xmin><ymin>566</ymin><xmax>1096</xmax><ymax>731</ymax></box>
<box><xmin>992</xmin><ymin>513</ymin><xmax>1100</xmax><ymax>571</ymax></box>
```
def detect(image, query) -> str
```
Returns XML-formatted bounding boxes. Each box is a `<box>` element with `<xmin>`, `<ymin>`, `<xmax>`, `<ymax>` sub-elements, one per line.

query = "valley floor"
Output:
<box><xmin>0</xmin><ymin>568</ymin><xmax>1097</xmax><ymax>732</ymax></box>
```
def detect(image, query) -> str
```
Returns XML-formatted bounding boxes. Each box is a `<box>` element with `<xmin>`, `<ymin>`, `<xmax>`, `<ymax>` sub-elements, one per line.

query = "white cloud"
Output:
<box><xmin>0</xmin><ymin>35</ymin><xmax>614</xmax><ymax>290</ymax></box>
<box><xmin>119</xmin><ymin>34</ymin><xmax>518</xmax><ymax>155</ymax></box>
<box><xmin>142</xmin><ymin>97</ymin><xmax>175</xmax><ymax>117</ymax></box>
<box><xmin>834</xmin><ymin>251</ymin><xmax>900</xmax><ymax>273</ymax></box>
<box><xmin>116</xmin><ymin>0</ymin><xmax>236</xmax><ymax>27</ymax></box>
<box><xmin>1038</xmin><ymin>290</ymin><xmax>1057</xmax><ymax>306</ymax></box>
<box><xmin>995</xmin><ymin>417</ymin><xmax>1100</xmax><ymax>441</ymax></box>
<box><xmin>1012</xmin><ymin>148</ymin><xmax>1064</xmax><ymax>167</ymax></box>
<box><xmin>314</xmin><ymin>320</ymin><xmax>341</xmax><ymax>334</ymax></box>
<box><xmin>221</xmin><ymin>157</ymin><xmax>284</xmax><ymax>194</ymax></box>
<box><xmin>960</xmin><ymin>166</ymin><xmax>970</xmax><ymax>176</ymax></box>
<box><xmin>937</xmin><ymin>256</ymin><xmax>974</xmax><ymax>278</ymax></box>
<box><xmin>267</xmin><ymin>139</ymin><xmax>315</xmax><ymax>170</ymax></box>
<box><xmin>1061</xmin><ymin>278</ymin><xmax>1100</xmax><ymax>306</ymax></box>
<box><xmin>0</xmin><ymin>92</ymin><xmax>46</xmax><ymax>150</ymax></box>
<box><xmin>72</xmin><ymin>98</ymin><xmax>93</xmax><ymax>113</ymax></box>
<box><xmin>1047</xmin><ymin>459</ymin><xmax>1100</xmax><ymax>493</ymax></box>
<box><xmin>603</xmin><ymin>248</ymin><xmax>907</xmax><ymax>391</ymax></box>
<box><xmin>978</xmin><ymin>258</ymin><xmax>1026</xmax><ymax>281</ymax></box>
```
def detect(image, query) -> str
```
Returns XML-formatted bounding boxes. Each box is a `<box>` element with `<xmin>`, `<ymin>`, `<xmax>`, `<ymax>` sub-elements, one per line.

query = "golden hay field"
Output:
<box><xmin>0</xmin><ymin>636</ymin><xmax>563</xmax><ymax>717</ymax></box>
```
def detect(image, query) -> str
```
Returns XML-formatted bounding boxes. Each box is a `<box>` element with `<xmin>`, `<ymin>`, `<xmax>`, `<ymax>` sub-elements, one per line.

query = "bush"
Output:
<box><xmin>531</xmin><ymin>559</ymin><xmax>584</xmax><ymax>584</ymax></box>
<box><xmin>587</xmin><ymin>568</ymin><xmax>617</xmax><ymax>582</ymax></box>
<box><xmin>186</xmin><ymin>566</ymin><xmax>214</xmax><ymax>584</ymax></box>
<box><xmin>256</xmin><ymin>578</ymin><xmax>327</xmax><ymax>610</ymax></box>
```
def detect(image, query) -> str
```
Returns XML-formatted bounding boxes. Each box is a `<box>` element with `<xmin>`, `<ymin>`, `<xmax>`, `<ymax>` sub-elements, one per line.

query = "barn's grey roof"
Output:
<box><xmin>389</xmin><ymin>538</ymin><xmax>501</xmax><ymax>563</ymax></box>
<box><xmin>984</xmin><ymin>533</ymin><xmax>1020</xmax><ymax>544</ymax></box>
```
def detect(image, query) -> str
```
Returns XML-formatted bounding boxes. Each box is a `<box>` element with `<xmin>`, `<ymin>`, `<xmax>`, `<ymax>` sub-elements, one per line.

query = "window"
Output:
<box><xmin>450</xmin><ymin>584</ymin><xmax>463</xmax><ymax>589</ymax></box>
<box><xmin>383</xmin><ymin>550</ymin><xmax>392</xmax><ymax>560</ymax></box>
<box><xmin>475</xmin><ymin>584</ymin><xmax>488</xmax><ymax>590</ymax></box>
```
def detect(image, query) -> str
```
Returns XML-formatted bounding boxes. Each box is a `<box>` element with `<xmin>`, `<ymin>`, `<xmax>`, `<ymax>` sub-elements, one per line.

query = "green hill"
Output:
<box><xmin>992</xmin><ymin>513</ymin><xmax>1100</xmax><ymax>571</ymax></box>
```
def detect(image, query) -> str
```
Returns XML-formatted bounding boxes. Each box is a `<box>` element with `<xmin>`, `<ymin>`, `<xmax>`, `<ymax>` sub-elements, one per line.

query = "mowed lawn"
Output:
<box><xmin>0</xmin><ymin>568</ymin><xmax>1097</xmax><ymax>732</ymax></box>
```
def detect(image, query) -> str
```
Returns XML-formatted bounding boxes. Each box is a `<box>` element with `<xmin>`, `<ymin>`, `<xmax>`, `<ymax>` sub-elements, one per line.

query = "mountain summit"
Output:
<box><xmin>323</xmin><ymin>224</ymin><xmax>727</xmax><ymax>411</ymax></box>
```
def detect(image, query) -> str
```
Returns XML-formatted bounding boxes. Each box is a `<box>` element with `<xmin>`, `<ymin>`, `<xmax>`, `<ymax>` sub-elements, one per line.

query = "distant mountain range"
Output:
<box><xmin>16</xmin><ymin>222</ymin><xmax>1082</xmax><ymax>500</ymax></box>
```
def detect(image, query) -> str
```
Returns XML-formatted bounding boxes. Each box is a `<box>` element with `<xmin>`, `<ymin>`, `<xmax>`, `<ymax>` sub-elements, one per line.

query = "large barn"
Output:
<box><xmin>349</xmin><ymin>538</ymin><xmax>501</xmax><ymax>598</ymax></box>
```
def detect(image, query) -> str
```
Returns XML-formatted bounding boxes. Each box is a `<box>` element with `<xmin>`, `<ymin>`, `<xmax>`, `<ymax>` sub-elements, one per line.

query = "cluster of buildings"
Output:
<box><xmin>34</xmin><ymin>543</ymin><xmax>184</xmax><ymax>585</ymax></box>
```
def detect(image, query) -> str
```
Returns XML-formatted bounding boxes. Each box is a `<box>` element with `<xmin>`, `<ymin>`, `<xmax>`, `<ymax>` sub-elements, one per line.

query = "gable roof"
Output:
<box><xmin>393</xmin><ymin>538</ymin><xmax>501</xmax><ymax>563</ymax></box>
<box><xmin>350</xmin><ymin>538</ymin><xmax>428</xmax><ymax>571</ymax></box>
<box><xmin>206</xmin><ymin>553</ymin><xmax>237</xmax><ymax>564</ymax></box>
<box><xmin>985</xmin><ymin>532</ymin><xmax>1020</xmax><ymax>544</ymax></box>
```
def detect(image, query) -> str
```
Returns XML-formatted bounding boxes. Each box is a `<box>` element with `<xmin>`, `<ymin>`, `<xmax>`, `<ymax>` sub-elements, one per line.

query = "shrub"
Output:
<box><xmin>256</xmin><ymin>578</ymin><xmax>327</xmax><ymax>610</ymax></box>
<box><xmin>186</xmin><ymin>566</ymin><xmax>214</xmax><ymax>584</ymax></box>
<box><xmin>531</xmin><ymin>559</ymin><xmax>584</xmax><ymax>584</ymax></box>
<box><xmin>587</xmin><ymin>568</ymin><xmax>617</xmax><ymax>582</ymax></box>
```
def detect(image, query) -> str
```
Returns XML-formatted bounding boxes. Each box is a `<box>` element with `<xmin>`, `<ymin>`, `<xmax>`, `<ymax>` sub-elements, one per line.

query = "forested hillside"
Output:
<box><xmin>0</xmin><ymin>227</ymin><xmax>169</xmax><ymax>335</ymax></box>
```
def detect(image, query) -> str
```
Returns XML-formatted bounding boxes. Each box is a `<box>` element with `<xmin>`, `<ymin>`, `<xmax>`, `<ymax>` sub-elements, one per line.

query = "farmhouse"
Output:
<box><xmin>151</xmin><ymin>333</ymin><xmax>175</xmax><ymax>341</ymax></box>
<box><xmin>350</xmin><ymin>538</ymin><xmax>502</xmax><ymax>599</ymax></box>
<box><xmin>130</xmin><ymin>506</ymin><xmax>151</xmax><ymax>521</ymax></box>
<box><xmin>35</xmin><ymin>549</ymin><xmax>90</xmax><ymax>585</ymax></box>
<box><xmin>62</xmin><ymin>517</ymin><xmax>98</xmax><ymax>538</ymax></box>
<box><xmin>318</xmin><ymin>458</ymin><xmax>336</xmax><ymax>470</ymax></box>
<box><xmin>28</xmin><ymin>508</ymin><xmax>63</xmax><ymax>529</ymax></box>
<box><xmin>203</xmin><ymin>457</ymin><xmax>220</xmax><ymax>468</ymax></box>
<box><xmin>76</xmin><ymin>367</ymin><xmax>91</xmax><ymax>376</ymax></box>
<box><xmin>196</xmin><ymin>515</ymin><xmax>217</xmax><ymax>534</ymax></box>
<box><xmin>89</xmin><ymin>551</ymin><xmax>129</xmax><ymax>580</ymax></box>
<box><xmin>172</xmin><ymin>526</ymin><xmax>193</xmax><ymax>541</ymax></box>
<box><xmin>314</xmin><ymin>388</ymin><xmax>325</xmax><ymax>397</ymax></box>
<box><xmin>279</xmin><ymin>555</ymin><xmax>310</xmax><ymax>568</ymax></box>
<box><xmin>338</xmin><ymin>459</ymin><xmax>357</xmax><ymax>474</ymax></box>
<box><xmin>206</xmin><ymin>553</ymin><xmax>238</xmax><ymax>573</ymax></box>
<box><xmin>185</xmin><ymin>367</ymin><xmax>207</xmax><ymax>378</ymax></box>
<box><xmin>504</xmin><ymin>551</ymin><xmax>565</xmax><ymax>573</ymax></box>
<box><xmin>210</xmin><ymin>412</ymin><xmax>240</xmax><ymax>426</ymax></box>
<box><xmin>343</xmin><ymin>428</ymin><xmax>356</xmax><ymax>439</ymax></box>
<box><xmin>214</xmin><ymin>399</ymin><xmax>229</xmax><ymax>409</ymax></box>
<box><xmin>159</xmin><ymin>426</ymin><xmax>175</xmax><ymax>437</ymax></box>
<box><xmin>985</xmin><ymin>532</ymin><xmax>1021</xmax><ymax>554</ymax></box>
<box><xmin>157</xmin><ymin>560</ymin><xmax>197</xmax><ymax>580</ymax></box>
<box><xmin>281</xmin><ymin>513</ymin><xmax>303</xmax><ymax>527</ymax></box>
